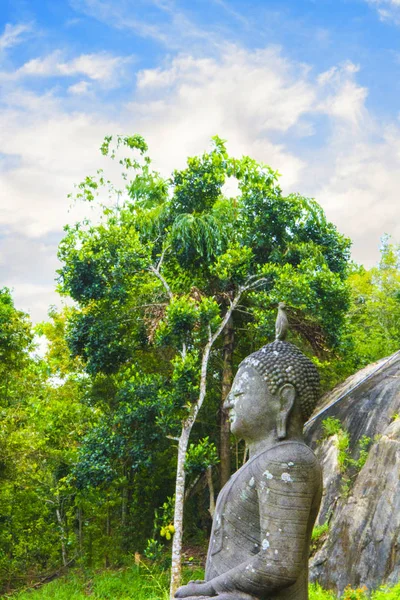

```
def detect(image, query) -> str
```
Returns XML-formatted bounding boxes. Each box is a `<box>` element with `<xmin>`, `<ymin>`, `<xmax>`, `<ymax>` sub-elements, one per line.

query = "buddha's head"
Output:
<box><xmin>225</xmin><ymin>340</ymin><xmax>320</xmax><ymax>443</ymax></box>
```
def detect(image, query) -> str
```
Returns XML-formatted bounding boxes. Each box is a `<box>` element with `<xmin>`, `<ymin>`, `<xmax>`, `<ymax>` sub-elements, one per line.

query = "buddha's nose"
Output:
<box><xmin>223</xmin><ymin>392</ymin><xmax>233</xmax><ymax>410</ymax></box>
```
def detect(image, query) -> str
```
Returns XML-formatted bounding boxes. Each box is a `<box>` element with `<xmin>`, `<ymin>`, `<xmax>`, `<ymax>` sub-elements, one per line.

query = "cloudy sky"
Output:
<box><xmin>1</xmin><ymin>0</ymin><xmax>400</xmax><ymax>323</ymax></box>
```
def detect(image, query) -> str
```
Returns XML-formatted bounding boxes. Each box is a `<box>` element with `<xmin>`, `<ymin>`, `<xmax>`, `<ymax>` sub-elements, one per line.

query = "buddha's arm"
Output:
<box><xmin>208</xmin><ymin>462</ymin><xmax>319</xmax><ymax>597</ymax></box>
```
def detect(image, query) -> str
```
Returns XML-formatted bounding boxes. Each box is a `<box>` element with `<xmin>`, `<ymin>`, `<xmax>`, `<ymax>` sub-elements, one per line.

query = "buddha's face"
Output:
<box><xmin>224</xmin><ymin>364</ymin><xmax>278</xmax><ymax>441</ymax></box>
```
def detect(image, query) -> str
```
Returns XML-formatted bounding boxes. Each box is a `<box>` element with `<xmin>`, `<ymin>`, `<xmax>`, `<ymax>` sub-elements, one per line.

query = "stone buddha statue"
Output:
<box><xmin>175</xmin><ymin>338</ymin><xmax>322</xmax><ymax>600</ymax></box>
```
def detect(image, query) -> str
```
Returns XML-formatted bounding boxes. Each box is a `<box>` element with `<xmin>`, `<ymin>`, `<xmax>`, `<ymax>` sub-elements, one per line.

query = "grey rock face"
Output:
<box><xmin>305</xmin><ymin>351</ymin><xmax>400</xmax><ymax>595</ymax></box>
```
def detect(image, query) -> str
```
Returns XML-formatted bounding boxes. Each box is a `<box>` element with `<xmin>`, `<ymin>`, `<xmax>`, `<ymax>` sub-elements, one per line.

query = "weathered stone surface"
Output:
<box><xmin>175</xmin><ymin>340</ymin><xmax>322</xmax><ymax>600</ymax></box>
<box><xmin>312</xmin><ymin>435</ymin><xmax>341</xmax><ymax>526</ymax></box>
<box><xmin>304</xmin><ymin>351</ymin><xmax>400</xmax><ymax>595</ymax></box>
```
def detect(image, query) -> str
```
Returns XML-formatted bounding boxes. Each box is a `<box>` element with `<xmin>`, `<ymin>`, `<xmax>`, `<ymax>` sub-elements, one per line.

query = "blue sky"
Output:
<box><xmin>1</xmin><ymin>0</ymin><xmax>400</xmax><ymax>322</ymax></box>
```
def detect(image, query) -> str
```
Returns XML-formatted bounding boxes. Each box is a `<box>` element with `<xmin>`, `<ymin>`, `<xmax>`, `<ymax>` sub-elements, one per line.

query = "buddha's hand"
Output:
<box><xmin>174</xmin><ymin>581</ymin><xmax>216</xmax><ymax>597</ymax></box>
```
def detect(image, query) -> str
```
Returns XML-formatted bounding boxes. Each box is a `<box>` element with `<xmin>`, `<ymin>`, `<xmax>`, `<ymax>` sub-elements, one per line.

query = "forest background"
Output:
<box><xmin>1</xmin><ymin>135</ymin><xmax>400</xmax><ymax>597</ymax></box>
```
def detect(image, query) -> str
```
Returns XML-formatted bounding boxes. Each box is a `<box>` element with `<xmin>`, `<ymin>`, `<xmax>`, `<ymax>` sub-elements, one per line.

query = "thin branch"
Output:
<box><xmin>211</xmin><ymin>291</ymin><xmax>242</xmax><ymax>345</ymax></box>
<box><xmin>130</xmin><ymin>303</ymin><xmax>168</xmax><ymax>310</ymax></box>
<box><xmin>149</xmin><ymin>264</ymin><xmax>173</xmax><ymax>300</ymax></box>
<box><xmin>184</xmin><ymin>473</ymin><xmax>203</xmax><ymax>501</ymax></box>
<box><xmin>235</xmin><ymin>306</ymin><xmax>254</xmax><ymax>317</ymax></box>
<box><xmin>181</xmin><ymin>342</ymin><xmax>187</xmax><ymax>359</ymax></box>
<box><xmin>184</xmin><ymin>291</ymin><xmax>244</xmax><ymax>428</ymax></box>
<box><xmin>242</xmin><ymin>277</ymin><xmax>270</xmax><ymax>292</ymax></box>
<box><xmin>157</xmin><ymin>246</ymin><xmax>169</xmax><ymax>272</ymax></box>
<box><xmin>121</xmin><ymin>304</ymin><xmax>168</xmax><ymax>323</ymax></box>
<box><xmin>244</xmin><ymin>273</ymin><xmax>268</xmax><ymax>285</ymax></box>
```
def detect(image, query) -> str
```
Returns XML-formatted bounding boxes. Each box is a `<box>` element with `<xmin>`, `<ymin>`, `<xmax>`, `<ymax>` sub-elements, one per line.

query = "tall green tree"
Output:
<box><xmin>0</xmin><ymin>288</ymin><xmax>34</xmax><ymax>405</ymax></box>
<box><xmin>346</xmin><ymin>235</ymin><xmax>400</xmax><ymax>366</ymax></box>
<box><xmin>0</xmin><ymin>296</ymin><xmax>91</xmax><ymax>591</ymax></box>
<box><xmin>58</xmin><ymin>135</ymin><xmax>351</xmax><ymax>596</ymax></box>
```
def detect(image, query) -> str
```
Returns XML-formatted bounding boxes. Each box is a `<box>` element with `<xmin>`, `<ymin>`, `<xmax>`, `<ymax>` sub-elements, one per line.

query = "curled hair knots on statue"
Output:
<box><xmin>242</xmin><ymin>340</ymin><xmax>320</xmax><ymax>422</ymax></box>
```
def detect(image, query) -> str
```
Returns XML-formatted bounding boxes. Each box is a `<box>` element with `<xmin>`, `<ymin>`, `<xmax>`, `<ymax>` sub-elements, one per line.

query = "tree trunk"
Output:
<box><xmin>169</xmin><ymin>425</ymin><xmax>191</xmax><ymax>599</ymax></box>
<box><xmin>206</xmin><ymin>466</ymin><xmax>215</xmax><ymax>518</ymax></box>
<box><xmin>77</xmin><ymin>506</ymin><xmax>83</xmax><ymax>556</ymax></box>
<box><xmin>88</xmin><ymin>529</ymin><xmax>93</xmax><ymax>567</ymax></box>
<box><xmin>55</xmin><ymin>497</ymin><xmax>68</xmax><ymax>567</ymax></box>
<box><xmin>105</xmin><ymin>501</ymin><xmax>111</xmax><ymax>568</ymax></box>
<box><xmin>122</xmin><ymin>465</ymin><xmax>134</xmax><ymax>552</ymax></box>
<box><xmin>220</xmin><ymin>317</ymin><xmax>234</xmax><ymax>487</ymax></box>
<box><xmin>121</xmin><ymin>465</ymin><xmax>128</xmax><ymax>530</ymax></box>
<box><xmin>168</xmin><ymin>290</ymin><xmax>242</xmax><ymax>598</ymax></box>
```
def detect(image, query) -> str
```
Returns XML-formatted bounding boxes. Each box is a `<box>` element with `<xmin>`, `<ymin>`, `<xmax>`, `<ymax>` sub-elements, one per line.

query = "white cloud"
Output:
<box><xmin>33</xmin><ymin>334</ymin><xmax>49</xmax><ymax>359</ymax></box>
<box><xmin>365</xmin><ymin>0</ymin><xmax>400</xmax><ymax>24</ymax></box>
<box><xmin>369</xmin><ymin>0</ymin><xmax>400</xmax><ymax>5</ymax></box>
<box><xmin>317</xmin><ymin>62</ymin><xmax>368</xmax><ymax>127</ymax></box>
<box><xmin>210</xmin><ymin>0</ymin><xmax>250</xmax><ymax>26</ymax></box>
<box><xmin>0</xmin><ymin>100</ymin><xmax>120</xmax><ymax>236</ymax></box>
<box><xmin>1</xmin><ymin>44</ymin><xmax>400</xmax><ymax>321</ymax></box>
<box><xmin>0</xmin><ymin>23</ymin><xmax>32</xmax><ymax>52</ymax></box>
<box><xmin>68</xmin><ymin>80</ymin><xmax>91</xmax><ymax>94</ymax></box>
<box><xmin>133</xmin><ymin>47</ymin><xmax>316</xmax><ymax>186</ymax></box>
<box><xmin>0</xmin><ymin>231</ymin><xmax>61</xmax><ymax>322</ymax></box>
<box><xmin>6</xmin><ymin>283</ymin><xmax>60</xmax><ymax>324</ymax></box>
<box><xmin>70</xmin><ymin>0</ymin><xmax>218</xmax><ymax>49</ymax></box>
<box><xmin>8</xmin><ymin>50</ymin><xmax>132</xmax><ymax>84</ymax></box>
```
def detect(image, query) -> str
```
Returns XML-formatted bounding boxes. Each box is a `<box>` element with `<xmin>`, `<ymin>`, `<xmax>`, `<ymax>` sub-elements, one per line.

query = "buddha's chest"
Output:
<box><xmin>206</xmin><ymin>465</ymin><xmax>261</xmax><ymax>574</ymax></box>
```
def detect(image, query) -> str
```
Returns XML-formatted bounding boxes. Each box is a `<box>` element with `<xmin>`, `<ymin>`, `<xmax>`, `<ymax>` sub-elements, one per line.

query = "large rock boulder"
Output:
<box><xmin>304</xmin><ymin>351</ymin><xmax>400</xmax><ymax>595</ymax></box>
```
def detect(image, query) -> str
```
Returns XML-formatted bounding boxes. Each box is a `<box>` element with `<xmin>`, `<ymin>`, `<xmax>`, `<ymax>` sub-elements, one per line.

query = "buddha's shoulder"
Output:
<box><xmin>251</xmin><ymin>441</ymin><xmax>318</xmax><ymax>470</ymax></box>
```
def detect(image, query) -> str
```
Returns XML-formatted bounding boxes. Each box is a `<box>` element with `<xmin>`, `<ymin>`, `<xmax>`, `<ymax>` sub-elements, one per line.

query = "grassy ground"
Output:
<box><xmin>309</xmin><ymin>582</ymin><xmax>400</xmax><ymax>599</ymax></box>
<box><xmin>4</xmin><ymin>568</ymin><xmax>400</xmax><ymax>599</ymax></box>
<box><xmin>5</xmin><ymin>564</ymin><xmax>202</xmax><ymax>600</ymax></box>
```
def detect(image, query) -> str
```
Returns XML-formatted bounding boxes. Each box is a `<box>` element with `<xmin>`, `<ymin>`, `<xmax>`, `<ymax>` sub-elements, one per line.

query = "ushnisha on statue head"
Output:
<box><xmin>225</xmin><ymin>304</ymin><xmax>320</xmax><ymax>451</ymax></box>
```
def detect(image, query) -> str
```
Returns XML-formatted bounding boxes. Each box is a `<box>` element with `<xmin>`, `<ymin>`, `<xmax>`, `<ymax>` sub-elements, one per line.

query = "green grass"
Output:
<box><xmin>312</xmin><ymin>522</ymin><xmax>330</xmax><ymax>542</ymax></box>
<box><xmin>309</xmin><ymin>582</ymin><xmax>400</xmax><ymax>599</ymax></box>
<box><xmin>370</xmin><ymin>584</ymin><xmax>400</xmax><ymax>599</ymax></box>
<box><xmin>6</xmin><ymin>564</ymin><xmax>204</xmax><ymax>600</ymax></box>
<box><xmin>309</xmin><ymin>583</ymin><xmax>336</xmax><ymax>599</ymax></box>
<box><xmin>6</xmin><ymin>569</ymin><xmax>400</xmax><ymax>600</ymax></box>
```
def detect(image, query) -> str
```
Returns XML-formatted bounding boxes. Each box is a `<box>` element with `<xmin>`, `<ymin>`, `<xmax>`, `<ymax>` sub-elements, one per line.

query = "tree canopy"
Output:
<box><xmin>59</xmin><ymin>136</ymin><xmax>351</xmax><ymax>372</ymax></box>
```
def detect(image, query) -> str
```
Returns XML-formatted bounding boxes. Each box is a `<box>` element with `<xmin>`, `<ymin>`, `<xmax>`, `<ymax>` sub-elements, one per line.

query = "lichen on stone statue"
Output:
<box><xmin>175</xmin><ymin>304</ymin><xmax>323</xmax><ymax>600</ymax></box>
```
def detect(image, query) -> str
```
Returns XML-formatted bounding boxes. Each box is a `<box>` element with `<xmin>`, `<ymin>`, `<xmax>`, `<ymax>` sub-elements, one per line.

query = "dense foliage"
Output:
<box><xmin>315</xmin><ymin>236</ymin><xmax>400</xmax><ymax>389</ymax></box>
<box><xmin>0</xmin><ymin>301</ymin><xmax>96</xmax><ymax>590</ymax></box>
<box><xmin>346</xmin><ymin>235</ymin><xmax>400</xmax><ymax>365</ymax></box>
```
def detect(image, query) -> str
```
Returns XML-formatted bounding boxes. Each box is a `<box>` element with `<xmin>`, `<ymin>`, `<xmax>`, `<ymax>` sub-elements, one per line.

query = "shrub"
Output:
<box><xmin>342</xmin><ymin>585</ymin><xmax>368</xmax><ymax>599</ymax></box>
<box><xmin>322</xmin><ymin>417</ymin><xmax>343</xmax><ymax>438</ymax></box>
<box><xmin>309</xmin><ymin>582</ymin><xmax>336</xmax><ymax>599</ymax></box>
<box><xmin>372</xmin><ymin>582</ymin><xmax>400</xmax><ymax>598</ymax></box>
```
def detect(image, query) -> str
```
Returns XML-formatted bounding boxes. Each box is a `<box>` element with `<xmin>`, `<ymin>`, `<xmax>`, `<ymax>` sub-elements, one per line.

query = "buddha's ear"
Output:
<box><xmin>277</xmin><ymin>384</ymin><xmax>296</xmax><ymax>440</ymax></box>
